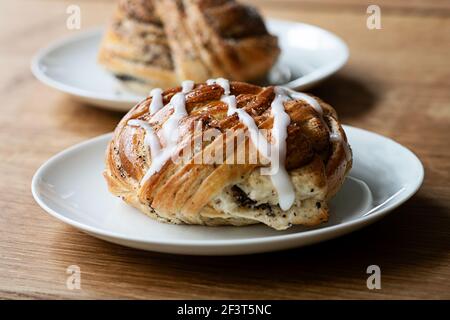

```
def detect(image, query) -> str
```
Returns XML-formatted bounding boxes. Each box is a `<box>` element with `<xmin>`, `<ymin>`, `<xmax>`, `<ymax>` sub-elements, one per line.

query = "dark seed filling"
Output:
<box><xmin>115</xmin><ymin>74</ymin><xmax>147</xmax><ymax>84</ymax></box>
<box><xmin>231</xmin><ymin>186</ymin><xmax>275</xmax><ymax>217</ymax></box>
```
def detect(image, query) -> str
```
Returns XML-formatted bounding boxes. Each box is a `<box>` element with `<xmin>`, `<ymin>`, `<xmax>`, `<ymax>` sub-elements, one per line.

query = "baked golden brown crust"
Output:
<box><xmin>98</xmin><ymin>0</ymin><xmax>280</xmax><ymax>93</ymax></box>
<box><xmin>104</xmin><ymin>81</ymin><xmax>352</xmax><ymax>230</ymax></box>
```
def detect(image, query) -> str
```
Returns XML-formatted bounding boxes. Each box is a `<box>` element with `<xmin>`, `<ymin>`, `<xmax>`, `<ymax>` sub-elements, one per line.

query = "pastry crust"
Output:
<box><xmin>104</xmin><ymin>81</ymin><xmax>352</xmax><ymax>230</ymax></box>
<box><xmin>98</xmin><ymin>0</ymin><xmax>280</xmax><ymax>93</ymax></box>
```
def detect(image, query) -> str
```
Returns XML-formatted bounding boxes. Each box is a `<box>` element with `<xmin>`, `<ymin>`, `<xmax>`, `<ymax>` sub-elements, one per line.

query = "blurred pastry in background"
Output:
<box><xmin>98</xmin><ymin>0</ymin><xmax>280</xmax><ymax>94</ymax></box>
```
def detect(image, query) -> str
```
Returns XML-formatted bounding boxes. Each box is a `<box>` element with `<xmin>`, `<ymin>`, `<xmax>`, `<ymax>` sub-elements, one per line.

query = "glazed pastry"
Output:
<box><xmin>98</xmin><ymin>0</ymin><xmax>280</xmax><ymax>94</ymax></box>
<box><xmin>104</xmin><ymin>79</ymin><xmax>352</xmax><ymax>230</ymax></box>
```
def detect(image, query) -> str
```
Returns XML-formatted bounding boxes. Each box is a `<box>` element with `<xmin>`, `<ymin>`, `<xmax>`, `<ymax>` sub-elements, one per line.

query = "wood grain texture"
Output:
<box><xmin>0</xmin><ymin>0</ymin><xmax>449</xmax><ymax>299</ymax></box>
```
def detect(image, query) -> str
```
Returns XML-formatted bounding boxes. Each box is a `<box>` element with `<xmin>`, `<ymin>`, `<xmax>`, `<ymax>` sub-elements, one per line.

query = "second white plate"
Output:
<box><xmin>31</xmin><ymin>19</ymin><xmax>349</xmax><ymax>111</ymax></box>
<box><xmin>31</xmin><ymin>126</ymin><xmax>423</xmax><ymax>255</ymax></box>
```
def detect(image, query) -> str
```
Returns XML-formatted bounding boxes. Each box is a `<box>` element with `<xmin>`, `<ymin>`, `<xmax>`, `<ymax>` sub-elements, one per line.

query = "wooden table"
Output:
<box><xmin>0</xmin><ymin>0</ymin><xmax>449</xmax><ymax>299</ymax></box>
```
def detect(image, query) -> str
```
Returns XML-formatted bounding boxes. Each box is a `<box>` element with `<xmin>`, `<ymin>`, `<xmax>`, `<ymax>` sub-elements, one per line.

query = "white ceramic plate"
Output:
<box><xmin>31</xmin><ymin>19</ymin><xmax>349</xmax><ymax>112</ymax></box>
<box><xmin>31</xmin><ymin>126</ymin><xmax>423</xmax><ymax>255</ymax></box>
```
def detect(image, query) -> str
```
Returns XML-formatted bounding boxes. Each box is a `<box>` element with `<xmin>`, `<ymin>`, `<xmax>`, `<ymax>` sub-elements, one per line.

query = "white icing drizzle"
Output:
<box><xmin>275</xmin><ymin>86</ymin><xmax>323</xmax><ymax>115</ymax></box>
<box><xmin>221</xmin><ymin>95</ymin><xmax>238</xmax><ymax>116</ymax></box>
<box><xmin>231</xmin><ymin>107</ymin><xmax>272</xmax><ymax>160</ymax></box>
<box><xmin>207</xmin><ymin>78</ymin><xmax>230</xmax><ymax>95</ymax></box>
<box><xmin>330</xmin><ymin>131</ymin><xmax>352</xmax><ymax>161</ymax></box>
<box><xmin>149</xmin><ymin>88</ymin><xmax>164</xmax><ymax>114</ymax></box>
<box><xmin>127</xmin><ymin>120</ymin><xmax>161</xmax><ymax>158</ymax></box>
<box><xmin>276</xmin><ymin>86</ymin><xmax>351</xmax><ymax>162</ymax></box>
<box><xmin>141</xmin><ymin>92</ymin><xmax>187</xmax><ymax>183</ymax></box>
<box><xmin>128</xmin><ymin>89</ymin><xmax>189</xmax><ymax>185</ymax></box>
<box><xmin>269</xmin><ymin>94</ymin><xmax>296</xmax><ymax>210</ymax></box>
<box><xmin>222</xmin><ymin>94</ymin><xmax>272</xmax><ymax>163</ymax></box>
<box><xmin>127</xmin><ymin>118</ymin><xmax>173</xmax><ymax>182</ymax></box>
<box><xmin>181</xmin><ymin>80</ymin><xmax>194</xmax><ymax>93</ymax></box>
<box><xmin>142</xmin><ymin>147</ymin><xmax>176</xmax><ymax>183</ymax></box>
<box><xmin>161</xmin><ymin>93</ymin><xmax>187</xmax><ymax>146</ymax></box>
<box><xmin>219</xmin><ymin>79</ymin><xmax>295</xmax><ymax>211</ymax></box>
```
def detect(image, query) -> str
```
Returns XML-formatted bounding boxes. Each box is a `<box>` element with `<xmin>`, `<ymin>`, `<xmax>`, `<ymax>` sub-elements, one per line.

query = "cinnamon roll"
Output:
<box><xmin>104</xmin><ymin>80</ymin><xmax>352</xmax><ymax>230</ymax></box>
<box><xmin>98</xmin><ymin>0</ymin><xmax>280</xmax><ymax>94</ymax></box>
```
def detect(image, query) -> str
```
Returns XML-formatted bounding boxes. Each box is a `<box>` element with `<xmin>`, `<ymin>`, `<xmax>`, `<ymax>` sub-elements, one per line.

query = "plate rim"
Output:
<box><xmin>267</xmin><ymin>18</ymin><xmax>349</xmax><ymax>89</ymax></box>
<box><xmin>30</xmin><ymin>18</ymin><xmax>349</xmax><ymax>107</ymax></box>
<box><xmin>30</xmin><ymin>27</ymin><xmax>140</xmax><ymax>105</ymax></box>
<box><xmin>31</xmin><ymin>125</ymin><xmax>424</xmax><ymax>248</ymax></box>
